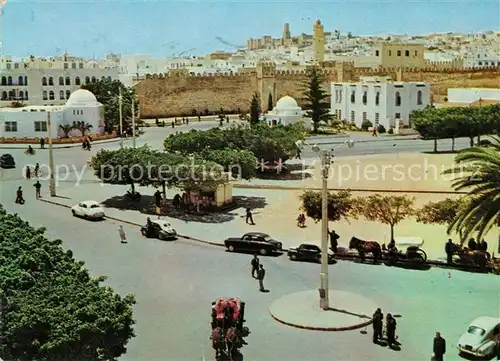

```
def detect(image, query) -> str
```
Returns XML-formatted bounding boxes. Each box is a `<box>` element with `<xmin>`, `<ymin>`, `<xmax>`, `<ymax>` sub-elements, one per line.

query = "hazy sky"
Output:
<box><xmin>2</xmin><ymin>0</ymin><xmax>499</xmax><ymax>58</ymax></box>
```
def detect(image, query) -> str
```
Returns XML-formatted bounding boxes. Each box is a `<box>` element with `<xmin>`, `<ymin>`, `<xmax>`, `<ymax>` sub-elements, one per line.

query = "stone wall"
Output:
<box><xmin>135</xmin><ymin>64</ymin><xmax>500</xmax><ymax>118</ymax></box>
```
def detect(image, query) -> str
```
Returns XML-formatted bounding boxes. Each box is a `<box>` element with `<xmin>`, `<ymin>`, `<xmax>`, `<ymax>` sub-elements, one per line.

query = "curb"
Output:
<box><xmin>39</xmin><ymin>198</ymin><xmax>225</xmax><ymax>248</ymax></box>
<box><xmin>269</xmin><ymin>311</ymin><xmax>373</xmax><ymax>331</ymax></box>
<box><xmin>310</xmin><ymin>136</ymin><xmax>420</xmax><ymax>145</ymax></box>
<box><xmin>0</xmin><ymin>138</ymin><xmax>121</xmax><ymax>149</ymax></box>
<box><xmin>232</xmin><ymin>184</ymin><xmax>469</xmax><ymax>195</ymax></box>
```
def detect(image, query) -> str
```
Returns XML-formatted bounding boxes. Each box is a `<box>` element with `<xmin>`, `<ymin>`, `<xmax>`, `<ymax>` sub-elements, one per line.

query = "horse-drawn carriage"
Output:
<box><xmin>452</xmin><ymin>245</ymin><xmax>491</xmax><ymax>268</ymax></box>
<box><xmin>210</xmin><ymin>297</ymin><xmax>249</xmax><ymax>359</ymax></box>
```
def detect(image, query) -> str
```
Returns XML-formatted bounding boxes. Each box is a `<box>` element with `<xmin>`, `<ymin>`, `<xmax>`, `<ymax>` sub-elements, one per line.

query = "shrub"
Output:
<box><xmin>388</xmin><ymin>127</ymin><xmax>394</xmax><ymax>134</ymax></box>
<box><xmin>377</xmin><ymin>124</ymin><xmax>386</xmax><ymax>133</ymax></box>
<box><xmin>361</xmin><ymin>120</ymin><xmax>373</xmax><ymax>131</ymax></box>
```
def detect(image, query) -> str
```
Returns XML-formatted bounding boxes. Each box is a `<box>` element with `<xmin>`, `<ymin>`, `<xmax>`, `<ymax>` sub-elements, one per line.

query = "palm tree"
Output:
<box><xmin>59</xmin><ymin>124</ymin><xmax>75</xmax><ymax>138</ymax></box>
<box><xmin>445</xmin><ymin>136</ymin><xmax>500</xmax><ymax>241</ymax></box>
<box><xmin>73</xmin><ymin>121</ymin><xmax>93</xmax><ymax>136</ymax></box>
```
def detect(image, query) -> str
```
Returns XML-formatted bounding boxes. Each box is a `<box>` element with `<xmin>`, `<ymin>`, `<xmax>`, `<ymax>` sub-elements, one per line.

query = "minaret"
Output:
<box><xmin>313</xmin><ymin>19</ymin><xmax>325</xmax><ymax>63</ymax></box>
<box><xmin>282</xmin><ymin>23</ymin><xmax>291</xmax><ymax>46</ymax></box>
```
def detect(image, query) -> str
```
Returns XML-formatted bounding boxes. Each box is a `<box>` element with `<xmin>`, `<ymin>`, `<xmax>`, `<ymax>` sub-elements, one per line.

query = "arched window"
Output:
<box><xmin>362</xmin><ymin>91</ymin><xmax>367</xmax><ymax>105</ymax></box>
<box><xmin>91</xmin><ymin>76</ymin><xmax>96</xmax><ymax>83</ymax></box>
<box><xmin>66</xmin><ymin>90</ymin><xmax>71</xmax><ymax>99</ymax></box>
<box><xmin>417</xmin><ymin>90</ymin><xmax>423</xmax><ymax>105</ymax></box>
<box><xmin>19</xmin><ymin>91</ymin><xmax>24</xmax><ymax>100</ymax></box>
<box><xmin>43</xmin><ymin>91</ymin><xmax>48</xmax><ymax>100</ymax></box>
<box><xmin>375</xmin><ymin>50</ymin><xmax>379</xmax><ymax>56</ymax></box>
<box><xmin>375</xmin><ymin>92</ymin><xmax>380</xmax><ymax>106</ymax></box>
<box><xmin>25</xmin><ymin>91</ymin><xmax>29</xmax><ymax>100</ymax></box>
<box><xmin>1</xmin><ymin>76</ymin><xmax>6</xmax><ymax>85</ymax></box>
<box><xmin>7</xmin><ymin>76</ymin><xmax>12</xmax><ymax>85</ymax></box>
<box><xmin>59</xmin><ymin>90</ymin><xmax>65</xmax><ymax>100</ymax></box>
<box><xmin>85</xmin><ymin>76</ymin><xmax>90</xmax><ymax>84</ymax></box>
<box><xmin>8</xmin><ymin>90</ymin><xmax>15</xmax><ymax>99</ymax></box>
<box><xmin>350</xmin><ymin>90</ymin><xmax>355</xmax><ymax>103</ymax></box>
<box><xmin>65</xmin><ymin>76</ymin><xmax>70</xmax><ymax>85</ymax></box>
<box><xmin>59</xmin><ymin>77</ymin><xmax>64</xmax><ymax>86</ymax></box>
<box><xmin>75</xmin><ymin>77</ymin><xmax>81</xmax><ymax>86</ymax></box>
<box><xmin>18</xmin><ymin>76</ymin><xmax>24</xmax><ymax>86</ymax></box>
<box><xmin>1</xmin><ymin>91</ymin><xmax>7</xmax><ymax>100</ymax></box>
<box><xmin>24</xmin><ymin>76</ymin><xmax>28</xmax><ymax>85</ymax></box>
<box><xmin>48</xmin><ymin>77</ymin><xmax>54</xmax><ymax>86</ymax></box>
<box><xmin>49</xmin><ymin>90</ymin><xmax>55</xmax><ymax>100</ymax></box>
<box><xmin>395</xmin><ymin>91</ymin><xmax>401</xmax><ymax>106</ymax></box>
<box><xmin>42</xmin><ymin>77</ymin><xmax>47</xmax><ymax>86</ymax></box>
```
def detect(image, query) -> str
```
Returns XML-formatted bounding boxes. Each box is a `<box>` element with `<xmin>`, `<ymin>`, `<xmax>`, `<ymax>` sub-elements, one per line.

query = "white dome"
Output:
<box><xmin>66</xmin><ymin>89</ymin><xmax>98</xmax><ymax>106</ymax></box>
<box><xmin>276</xmin><ymin>96</ymin><xmax>299</xmax><ymax>110</ymax></box>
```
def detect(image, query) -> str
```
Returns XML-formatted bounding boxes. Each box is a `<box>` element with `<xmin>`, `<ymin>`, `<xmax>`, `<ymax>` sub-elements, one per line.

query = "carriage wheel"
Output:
<box><xmin>416</xmin><ymin>249</ymin><xmax>427</xmax><ymax>263</ymax></box>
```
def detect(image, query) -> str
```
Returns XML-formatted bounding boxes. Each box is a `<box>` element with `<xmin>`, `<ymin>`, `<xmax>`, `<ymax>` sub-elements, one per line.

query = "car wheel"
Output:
<box><xmin>158</xmin><ymin>233</ymin><xmax>165</xmax><ymax>240</ymax></box>
<box><xmin>228</xmin><ymin>245</ymin><xmax>235</xmax><ymax>252</ymax></box>
<box><xmin>290</xmin><ymin>254</ymin><xmax>297</xmax><ymax>261</ymax></box>
<box><xmin>141</xmin><ymin>229</ymin><xmax>147</xmax><ymax>236</ymax></box>
<box><xmin>71</xmin><ymin>210</ymin><xmax>76</xmax><ymax>216</ymax></box>
<box><xmin>259</xmin><ymin>248</ymin><xmax>268</xmax><ymax>256</ymax></box>
<box><xmin>316</xmin><ymin>255</ymin><xmax>322</xmax><ymax>263</ymax></box>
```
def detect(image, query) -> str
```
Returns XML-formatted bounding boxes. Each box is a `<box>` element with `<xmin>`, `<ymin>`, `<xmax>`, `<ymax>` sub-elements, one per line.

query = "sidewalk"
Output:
<box><xmin>0</xmin><ymin>137</ymin><xmax>121</xmax><ymax>149</ymax></box>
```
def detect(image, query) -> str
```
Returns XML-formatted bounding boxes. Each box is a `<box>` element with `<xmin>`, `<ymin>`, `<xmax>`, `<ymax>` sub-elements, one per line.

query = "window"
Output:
<box><xmin>339</xmin><ymin>90</ymin><xmax>342</xmax><ymax>102</ymax></box>
<box><xmin>91</xmin><ymin>76</ymin><xmax>96</xmax><ymax>83</ymax></box>
<box><xmin>49</xmin><ymin>90</ymin><xmax>55</xmax><ymax>100</ymax></box>
<box><xmin>1</xmin><ymin>91</ymin><xmax>6</xmax><ymax>100</ymax></box>
<box><xmin>478</xmin><ymin>61</ymin><xmax>483</xmax><ymax>66</ymax></box>
<box><xmin>7</xmin><ymin>76</ymin><xmax>12</xmax><ymax>85</ymax></box>
<box><xmin>73</xmin><ymin>110</ymin><xmax>76</xmax><ymax>115</ymax></box>
<box><xmin>8</xmin><ymin>90</ymin><xmax>15</xmax><ymax>100</ymax></box>
<box><xmin>66</xmin><ymin>90</ymin><xmax>71</xmax><ymax>99</ymax></box>
<box><xmin>388</xmin><ymin>50</ymin><xmax>392</xmax><ymax>56</ymax></box>
<box><xmin>375</xmin><ymin>50</ymin><xmax>379</xmax><ymax>56</ymax></box>
<box><xmin>85</xmin><ymin>76</ymin><xmax>90</xmax><ymax>84</ymax></box>
<box><xmin>42</xmin><ymin>77</ymin><xmax>47</xmax><ymax>86</ymax></box>
<box><xmin>25</xmin><ymin>91</ymin><xmax>28</xmax><ymax>100</ymax></box>
<box><xmin>338</xmin><ymin>110</ymin><xmax>341</xmax><ymax>120</ymax></box>
<box><xmin>1</xmin><ymin>76</ymin><xmax>5</xmax><ymax>85</ymax></box>
<box><xmin>24</xmin><ymin>76</ymin><xmax>28</xmax><ymax>85</ymax></box>
<box><xmin>34</xmin><ymin>121</ymin><xmax>48</xmax><ymax>132</ymax></box>
<box><xmin>14</xmin><ymin>63</ymin><xmax>19</xmax><ymax>69</ymax></box>
<box><xmin>79</xmin><ymin>63</ymin><xmax>84</xmax><ymax>69</ymax></box>
<box><xmin>362</xmin><ymin>112</ymin><xmax>367</xmax><ymax>121</ymax></box>
<box><xmin>417</xmin><ymin>90</ymin><xmax>423</xmax><ymax>105</ymax></box>
<box><xmin>375</xmin><ymin>92</ymin><xmax>380</xmax><ymax>106</ymax></box>
<box><xmin>60</xmin><ymin>90</ymin><xmax>65</xmax><ymax>100</ymax></box>
<box><xmin>405</xmin><ymin>50</ymin><xmax>409</xmax><ymax>57</ymax></box>
<box><xmin>350</xmin><ymin>90</ymin><xmax>355</xmax><ymax>103</ymax></box>
<box><xmin>72</xmin><ymin>63</ymin><xmax>76</xmax><ymax>69</ymax></box>
<box><xmin>414</xmin><ymin>50</ymin><xmax>418</xmax><ymax>56</ymax></box>
<box><xmin>362</xmin><ymin>91</ymin><xmax>367</xmax><ymax>105</ymax></box>
<box><xmin>47</xmin><ymin>77</ymin><xmax>52</xmax><ymax>86</ymax></box>
<box><xmin>6</xmin><ymin>63</ymin><xmax>10</xmax><ymax>70</ymax></box>
<box><xmin>19</xmin><ymin>91</ymin><xmax>24</xmax><ymax>100</ymax></box>
<box><xmin>5</xmin><ymin>121</ymin><xmax>18</xmax><ymax>132</ymax></box>
<box><xmin>375</xmin><ymin>113</ymin><xmax>380</xmax><ymax>126</ymax></box>
<box><xmin>43</xmin><ymin>91</ymin><xmax>48</xmax><ymax>100</ymax></box>
<box><xmin>395</xmin><ymin>113</ymin><xmax>401</xmax><ymax>119</ymax></box>
<box><xmin>18</xmin><ymin>76</ymin><xmax>24</xmax><ymax>85</ymax></box>
<box><xmin>350</xmin><ymin>111</ymin><xmax>355</xmax><ymax>122</ymax></box>
<box><xmin>64</xmin><ymin>63</ymin><xmax>68</xmax><ymax>69</ymax></box>
<box><xmin>65</xmin><ymin>77</ymin><xmax>70</xmax><ymax>85</ymax></box>
<box><xmin>75</xmin><ymin>76</ymin><xmax>81</xmax><ymax>85</ymax></box>
<box><xmin>397</xmin><ymin>50</ymin><xmax>401</xmax><ymax>56</ymax></box>
<box><xmin>59</xmin><ymin>77</ymin><xmax>64</xmax><ymax>86</ymax></box>
<box><xmin>395</xmin><ymin>91</ymin><xmax>401</xmax><ymax>106</ymax></box>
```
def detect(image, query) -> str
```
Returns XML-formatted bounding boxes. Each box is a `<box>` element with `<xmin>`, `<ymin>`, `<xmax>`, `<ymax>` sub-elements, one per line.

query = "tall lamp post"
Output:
<box><xmin>131</xmin><ymin>96</ymin><xmax>136</xmax><ymax>148</ymax></box>
<box><xmin>118</xmin><ymin>87</ymin><xmax>123</xmax><ymax>149</ymax></box>
<box><xmin>47</xmin><ymin>111</ymin><xmax>56</xmax><ymax>196</ymax></box>
<box><xmin>296</xmin><ymin>139</ymin><xmax>355</xmax><ymax>310</ymax></box>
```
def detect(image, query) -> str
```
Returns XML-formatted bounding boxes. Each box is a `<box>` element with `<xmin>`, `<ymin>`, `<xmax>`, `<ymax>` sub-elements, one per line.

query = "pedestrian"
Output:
<box><xmin>372</xmin><ymin>308</ymin><xmax>383</xmax><ymax>344</ymax></box>
<box><xmin>118</xmin><ymin>225</ymin><xmax>127</xmax><ymax>243</ymax></box>
<box><xmin>25</xmin><ymin>165</ymin><xmax>31</xmax><ymax>179</ymax></box>
<box><xmin>328</xmin><ymin>229</ymin><xmax>339</xmax><ymax>253</ymax></box>
<box><xmin>245</xmin><ymin>208</ymin><xmax>254</xmax><ymax>225</ymax></box>
<box><xmin>386</xmin><ymin>313</ymin><xmax>397</xmax><ymax>347</ymax></box>
<box><xmin>257</xmin><ymin>264</ymin><xmax>266</xmax><ymax>292</ymax></box>
<box><xmin>40</xmin><ymin>137</ymin><xmax>45</xmax><ymax>149</ymax></box>
<box><xmin>198</xmin><ymin>114</ymin><xmax>201</xmax><ymax>122</ymax></box>
<box><xmin>34</xmin><ymin>162</ymin><xmax>40</xmax><ymax>177</ymax></box>
<box><xmin>15</xmin><ymin>186</ymin><xmax>25</xmax><ymax>204</ymax></box>
<box><xmin>33</xmin><ymin>180</ymin><xmax>42</xmax><ymax>199</ymax></box>
<box><xmin>445</xmin><ymin>239</ymin><xmax>454</xmax><ymax>264</ymax></box>
<box><xmin>433</xmin><ymin>332</ymin><xmax>446</xmax><ymax>361</ymax></box>
<box><xmin>372</xmin><ymin>127</ymin><xmax>378</xmax><ymax>137</ymax></box>
<box><xmin>479</xmin><ymin>239</ymin><xmax>488</xmax><ymax>252</ymax></box>
<box><xmin>467</xmin><ymin>238</ymin><xmax>477</xmax><ymax>251</ymax></box>
<box><xmin>154</xmin><ymin>189</ymin><xmax>162</xmax><ymax>218</ymax></box>
<box><xmin>251</xmin><ymin>255</ymin><xmax>259</xmax><ymax>278</ymax></box>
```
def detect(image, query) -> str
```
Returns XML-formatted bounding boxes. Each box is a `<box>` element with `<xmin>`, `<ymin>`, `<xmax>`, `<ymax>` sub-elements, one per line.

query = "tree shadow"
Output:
<box><xmin>101</xmin><ymin>194</ymin><xmax>267</xmax><ymax>224</ymax></box>
<box><xmin>255</xmin><ymin>163</ymin><xmax>314</xmax><ymax>181</ymax></box>
<box><xmin>225</xmin><ymin>249</ymin><xmax>284</xmax><ymax>258</ymax></box>
<box><xmin>422</xmin><ymin>150</ymin><xmax>459</xmax><ymax>155</ymax></box>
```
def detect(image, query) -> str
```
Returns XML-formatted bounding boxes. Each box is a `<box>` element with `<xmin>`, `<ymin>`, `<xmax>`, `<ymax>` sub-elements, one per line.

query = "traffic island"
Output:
<box><xmin>269</xmin><ymin>290</ymin><xmax>376</xmax><ymax>331</ymax></box>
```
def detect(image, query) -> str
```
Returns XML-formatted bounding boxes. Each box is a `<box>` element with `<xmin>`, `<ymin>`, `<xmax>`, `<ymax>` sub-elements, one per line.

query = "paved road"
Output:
<box><xmin>0</xmin><ymin>187</ymin><xmax>497</xmax><ymax>361</ymax></box>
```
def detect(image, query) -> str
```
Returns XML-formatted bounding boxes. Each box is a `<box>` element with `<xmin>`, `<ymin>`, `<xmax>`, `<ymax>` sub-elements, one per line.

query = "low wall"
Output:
<box><xmin>0</xmin><ymin>132</ymin><xmax>117</xmax><ymax>144</ymax></box>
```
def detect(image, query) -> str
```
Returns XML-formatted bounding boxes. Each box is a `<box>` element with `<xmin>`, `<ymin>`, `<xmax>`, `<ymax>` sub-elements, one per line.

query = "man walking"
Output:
<box><xmin>386</xmin><ymin>313</ymin><xmax>397</xmax><ymax>348</ymax></box>
<box><xmin>433</xmin><ymin>332</ymin><xmax>446</xmax><ymax>361</ymax></box>
<box><xmin>246</xmin><ymin>208</ymin><xmax>254</xmax><ymax>225</ymax></box>
<box><xmin>372</xmin><ymin>308</ymin><xmax>383</xmax><ymax>344</ymax></box>
<box><xmin>154</xmin><ymin>189</ymin><xmax>162</xmax><ymax>219</ymax></box>
<box><xmin>40</xmin><ymin>137</ymin><xmax>45</xmax><ymax>149</ymax></box>
<box><xmin>257</xmin><ymin>264</ymin><xmax>266</xmax><ymax>292</ymax></box>
<box><xmin>445</xmin><ymin>239</ymin><xmax>454</xmax><ymax>264</ymax></box>
<box><xmin>251</xmin><ymin>255</ymin><xmax>259</xmax><ymax>278</ymax></box>
<box><xmin>33</xmin><ymin>180</ymin><xmax>42</xmax><ymax>199</ymax></box>
<box><xmin>15</xmin><ymin>186</ymin><xmax>25</xmax><ymax>204</ymax></box>
<box><xmin>118</xmin><ymin>225</ymin><xmax>127</xmax><ymax>244</ymax></box>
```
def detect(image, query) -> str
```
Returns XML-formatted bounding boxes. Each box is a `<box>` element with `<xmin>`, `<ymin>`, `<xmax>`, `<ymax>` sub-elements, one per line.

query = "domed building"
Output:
<box><xmin>0</xmin><ymin>89</ymin><xmax>105</xmax><ymax>139</ymax></box>
<box><xmin>265</xmin><ymin>95</ymin><xmax>309</xmax><ymax>129</ymax></box>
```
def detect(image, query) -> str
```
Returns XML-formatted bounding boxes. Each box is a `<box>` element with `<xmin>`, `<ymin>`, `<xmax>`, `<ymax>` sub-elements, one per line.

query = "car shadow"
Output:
<box><xmin>459</xmin><ymin>352</ymin><xmax>497</xmax><ymax>360</ymax></box>
<box><xmin>290</xmin><ymin>258</ymin><xmax>337</xmax><ymax>265</ymax></box>
<box><xmin>225</xmin><ymin>249</ymin><xmax>284</xmax><ymax>258</ymax></box>
<box><xmin>101</xmin><ymin>194</ymin><xmax>267</xmax><ymax>224</ymax></box>
<box><xmin>384</xmin><ymin>261</ymin><xmax>432</xmax><ymax>271</ymax></box>
<box><xmin>73</xmin><ymin>215</ymin><xmax>106</xmax><ymax>222</ymax></box>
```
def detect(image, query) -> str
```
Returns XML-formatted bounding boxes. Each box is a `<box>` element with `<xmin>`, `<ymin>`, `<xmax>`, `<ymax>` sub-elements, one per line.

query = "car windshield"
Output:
<box><xmin>467</xmin><ymin>326</ymin><xmax>486</xmax><ymax>336</ymax></box>
<box><xmin>163</xmin><ymin>224</ymin><xmax>170</xmax><ymax>228</ymax></box>
<box><xmin>262</xmin><ymin>236</ymin><xmax>271</xmax><ymax>241</ymax></box>
<box><xmin>90</xmin><ymin>204</ymin><xmax>100</xmax><ymax>208</ymax></box>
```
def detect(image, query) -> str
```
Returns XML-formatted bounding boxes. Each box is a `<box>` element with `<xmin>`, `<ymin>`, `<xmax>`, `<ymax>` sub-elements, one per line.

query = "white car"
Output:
<box><xmin>457</xmin><ymin>316</ymin><xmax>500</xmax><ymax>358</ymax></box>
<box><xmin>71</xmin><ymin>200</ymin><xmax>105</xmax><ymax>220</ymax></box>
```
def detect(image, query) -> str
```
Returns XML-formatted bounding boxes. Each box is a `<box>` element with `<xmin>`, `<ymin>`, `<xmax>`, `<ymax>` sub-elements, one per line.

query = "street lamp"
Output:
<box><xmin>296</xmin><ymin>139</ymin><xmax>355</xmax><ymax>310</ymax></box>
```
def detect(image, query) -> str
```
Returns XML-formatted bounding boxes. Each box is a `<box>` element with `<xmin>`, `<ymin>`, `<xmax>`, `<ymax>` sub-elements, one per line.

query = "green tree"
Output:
<box><xmin>81</xmin><ymin>78</ymin><xmax>138</xmax><ymax>132</ymax></box>
<box><xmin>299</xmin><ymin>190</ymin><xmax>354</xmax><ymax>223</ymax></box>
<box><xmin>416</xmin><ymin>198</ymin><xmax>466</xmax><ymax>243</ymax></box>
<box><xmin>72</xmin><ymin>120</ymin><xmax>93</xmax><ymax>136</ymax></box>
<box><xmin>0</xmin><ymin>206</ymin><xmax>135</xmax><ymax>361</ymax></box>
<box><xmin>444</xmin><ymin>136</ymin><xmax>500</xmax><ymax>240</ymax></box>
<box><xmin>267</xmin><ymin>92</ymin><xmax>273</xmax><ymax>111</ymax></box>
<box><xmin>302</xmin><ymin>66</ymin><xmax>332</xmax><ymax>133</ymax></box>
<box><xmin>411</xmin><ymin>107</ymin><xmax>445</xmax><ymax>152</ymax></box>
<box><xmin>249</xmin><ymin>92</ymin><xmax>261</xmax><ymax>125</ymax></box>
<box><xmin>352</xmin><ymin>194</ymin><xmax>415</xmax><ymax>240</ymax></box>
<box><xmin>200</xmin><ymin>148</ymin><xmax>257</xmax><ymax>180</ymax></box>
<box><xmin>59</xmin><ymin>124</ymin><xmax>75</xmax><ymax>138</ymax></box>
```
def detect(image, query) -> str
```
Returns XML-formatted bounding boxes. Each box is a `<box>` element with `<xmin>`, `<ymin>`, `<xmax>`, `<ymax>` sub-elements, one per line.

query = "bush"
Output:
<box><xmin>377</xmin><ymin>124</ymin><xmax>386</xmax><ymax>133</ymax></box>
<box><xmin>388</xmin><ymin>127</ymin><xmax>394</xmax><ymax>134</ymax></box>
<box><xmin>361</xmin><ymin>120</ymin><xmax>373</xmax><ymax>131</ymax></box>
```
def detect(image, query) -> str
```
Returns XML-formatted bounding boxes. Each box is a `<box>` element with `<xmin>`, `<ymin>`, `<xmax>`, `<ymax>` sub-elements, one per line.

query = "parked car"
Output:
<box><xmin>71</xmin><ymin>200</ymin><xmax>105</xmax><ymax>220</ymax></box>
<box><xmin>141</xmin><ymin>220</ymin><xmax>177</xmax><ymax>240</ymax></box>
<box><xmin>0</xmin><ymin>153</ymin><xmax>15</xmax><ymax>169</ymax></box>
<box><xmin>457</xmin><ymin>316</ymin><xmax>500</xmax><ymax>358</ymax></box>
<box><xmin>224</xmin><ymin>232</ymin><xmax>282</xmax><ymax>255</ymax></box>
<box><xmin>288</xmin><ymin>243</ymin><xmax>335</xmax><ymax>263</ymax></box>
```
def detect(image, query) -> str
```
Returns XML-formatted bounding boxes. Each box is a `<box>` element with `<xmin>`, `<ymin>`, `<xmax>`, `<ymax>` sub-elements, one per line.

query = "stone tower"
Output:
<box><xmin>282</xmin><ymin>23</ymin><xmax>291</xmax><ymax>46</ymax></box>
<box><xmin>313</xmin><ymin>19</ymin><xmax>325</xmax><ymax>63</ymax></box>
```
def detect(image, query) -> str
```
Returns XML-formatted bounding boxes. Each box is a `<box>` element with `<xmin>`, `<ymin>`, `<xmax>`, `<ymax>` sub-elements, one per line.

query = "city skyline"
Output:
<box><xmin>1</xmin><ymin>0</ymin><xmax>499</xmax><ymax>58</ymax></box>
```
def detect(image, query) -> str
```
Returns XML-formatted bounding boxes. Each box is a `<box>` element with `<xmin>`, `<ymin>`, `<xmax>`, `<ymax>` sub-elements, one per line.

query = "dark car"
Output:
<box><xmin>224</xmin><ymin>232</ymin><xmax>282</xmax><ymax>255</ymax></box>
<box><xmin>0</xmin><ymin>153</ymin><xmax>15</xmax><ymax>169</ymax></box>
<box><xmin>140</xmin><ymin>220</ymin><xmax>177</xmax><ymax>240</ymax></box>
<box><xmin>288</xmin><ymin>243</ymin><xmax>335</xmax><ymax>263</ymax></box>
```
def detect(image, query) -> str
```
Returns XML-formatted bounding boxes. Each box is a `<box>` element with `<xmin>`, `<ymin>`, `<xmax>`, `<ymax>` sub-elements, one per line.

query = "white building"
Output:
<box><xmin>446</xmin><ymin>88</ymin><xmax>500</xmax><ymax>104</ymax></box>
<box><xmin>0</xmin><ymin>89</ymin><xmax>105</xmax><ymax>139</ymax></box>
<box><xmin>331</xmin><ymin>76</ymin><xmax>430</xmax><ymax>129</ymax></box>
<box><xmin>460</xmin><ymin>44</ymin><xmax>500</xmax><ymax>68</ymax></box>
<box><xmin>0</xmin><ymin>54</ymin><xmax>119</xmax><ymax>107</ymax></box>
<box><xmin>264</xmin><ymin>96</ymin><xmax>309</xmax><ymax>128</ymax></box>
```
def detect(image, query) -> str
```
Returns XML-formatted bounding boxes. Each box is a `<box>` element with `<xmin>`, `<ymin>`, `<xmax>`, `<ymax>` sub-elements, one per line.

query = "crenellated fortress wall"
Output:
<box><xmin>134</xmin><ymin>62</ymin><xmax>500</xmax><ymax>118</ymax></box>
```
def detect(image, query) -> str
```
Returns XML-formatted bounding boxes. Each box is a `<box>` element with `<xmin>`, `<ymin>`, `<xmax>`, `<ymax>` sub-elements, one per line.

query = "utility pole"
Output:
<box><xmin>131</xmin><ymin>96</ymin><xmax>136</xmax><ymax>148</ymax></box>
<box><xmin>47</xmin><ymin>111</ymin><xmax>56</xmax><ymax>196</ymax></box>
<box><xmin>119</xmin><ymin>87</ymin><xmax>123</xmax><ymax>148</ymax></box>
<box><xmin>319</xmin><ymin>150</ymin><xmax>331</xmax><ymax>310</ymax></box>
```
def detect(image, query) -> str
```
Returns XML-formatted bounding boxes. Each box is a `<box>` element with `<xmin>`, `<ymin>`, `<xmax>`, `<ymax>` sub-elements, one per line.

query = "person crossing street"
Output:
<box><xmin>251</xmin><ymin>255</ymin><xmax>259</xmax><ymax>278</ymax></box>
<box><xmin>372</xmin><ymin>308</ymin><xmax>383</xmax><ymax>344</ymax></box>
<box><xmin>257</xmin><ymin>264</ymin><xmax>266</xmax><ymax>292</ymax></box>
<box><xmin>33</xmin><ymin>181</ymin><xmax>42</xmax><ymax>199</ymax></box>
